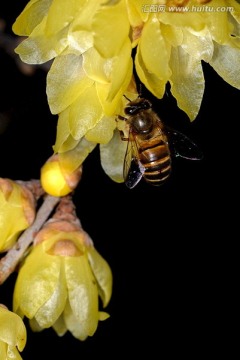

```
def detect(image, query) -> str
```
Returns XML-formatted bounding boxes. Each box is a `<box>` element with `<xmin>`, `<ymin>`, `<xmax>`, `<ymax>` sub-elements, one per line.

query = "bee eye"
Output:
<box><xmin>125</xmin><ymin>106</ymin><xmax>138</xmax><ymax>115</ymax></box>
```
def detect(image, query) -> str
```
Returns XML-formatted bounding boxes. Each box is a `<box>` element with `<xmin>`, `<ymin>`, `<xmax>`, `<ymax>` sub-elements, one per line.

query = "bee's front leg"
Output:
<box><xmin>116</xmin><ymin>116</ymin><xmax>129</xmax><ymax>141</ymax></box>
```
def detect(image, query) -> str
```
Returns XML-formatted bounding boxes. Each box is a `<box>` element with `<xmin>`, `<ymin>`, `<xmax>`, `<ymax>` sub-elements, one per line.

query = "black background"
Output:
<box><xmin>0</xmin><ymin>1</ymin><xmax>238</xmax><ymax>358</ymax></box>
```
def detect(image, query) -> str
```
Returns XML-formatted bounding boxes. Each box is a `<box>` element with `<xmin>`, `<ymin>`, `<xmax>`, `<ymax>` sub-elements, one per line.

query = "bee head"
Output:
<box><xmin>124</xmin><ymin>98</ymin><xmax>152</xmax><ymax>116</ymax></box>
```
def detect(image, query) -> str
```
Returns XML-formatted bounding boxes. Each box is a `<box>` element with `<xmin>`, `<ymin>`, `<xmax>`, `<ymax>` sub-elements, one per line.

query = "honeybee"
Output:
<box><xmin>118</xmin><ymin>97</ymin><xmax>203</xmax><ymax>189</ymax></box>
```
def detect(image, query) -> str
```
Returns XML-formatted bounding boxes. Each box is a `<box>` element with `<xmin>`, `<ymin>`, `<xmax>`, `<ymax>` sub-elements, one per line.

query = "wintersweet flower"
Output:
<box><xmin>0</xmin><ymin>305</ymin><xmax>27</xmax><ymax>360</ymax></box>
<box><xmin>13</xmin><ymin>219</ymin><xmax>113</xmax><ymax>341</ymax></box>
<box><xmin>0</xmin><ymin>178</ymin><xmax>35</xmax><ymax>252</ymax></box>
<box><xmin>12</xmin><ymin>0</ymin><xmax>240</xmax><ymax>181</ymax></box>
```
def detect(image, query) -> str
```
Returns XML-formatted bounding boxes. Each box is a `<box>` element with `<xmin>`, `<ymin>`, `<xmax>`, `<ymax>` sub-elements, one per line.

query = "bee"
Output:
<box><xmin>118</xmin><ymin>97</ymin><xmax>203</xmax><ymax>189</ymax></box>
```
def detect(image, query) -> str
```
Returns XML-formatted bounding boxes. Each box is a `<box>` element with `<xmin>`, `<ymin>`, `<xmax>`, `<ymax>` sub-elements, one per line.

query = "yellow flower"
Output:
<box><xmin>12</xmin><ymin>0</ymin><xmax>240</xmax><ymax>180</ymax></box>
<box><xmin>0</xmin><ymin>178</ymin><xmax>35</xmax><ymax>253</ymax></box>
<box><xmin>13</xmin><ymin>220</ymin><xmax>113</xmax><ymax>341</ymax></box>
<box><xmin>0</xmin><ymin>305</ymin><xmax>27</xmax><ymax>360</ymax></box>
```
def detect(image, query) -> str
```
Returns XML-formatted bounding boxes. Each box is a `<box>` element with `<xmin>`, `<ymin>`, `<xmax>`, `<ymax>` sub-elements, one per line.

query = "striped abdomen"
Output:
<box><xmin>138</xmin><ymin>134</ymin><xmax>171</xmax><ymax>186</ymax></box>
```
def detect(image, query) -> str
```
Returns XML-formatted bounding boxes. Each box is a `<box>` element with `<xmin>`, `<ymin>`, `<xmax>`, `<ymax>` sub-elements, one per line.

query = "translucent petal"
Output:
<box><xmin>87</xmin><ymin>247</ymin><xmax>113</xmax><ymax>307</ymax></box>
<box><xmin>125</xmin><ymin>0</ymin><xmax>149</xmax><ymax>26</ymax></box>
<box><xmin>140</xmin><ymin>18</ymin><xmax>171</xmax><ymax>80</ymax></box>
<box><xmin>135</xmin><ymin>46</ymin><xmax>167</xmax><ymax>98</ymax></box>
<box><xmin>69</xmin><ymin>85</ymin><xmax>103</xmax><ymax>140</ymax></box>
<box><xmin>203</xmin><ymin>9</ymin><xmax>232</xmax><ymax>44</ymax></box>
<box><xmin>34</xmin><ymin>264</ymin><xmax>67</xmax><ymax>328</ymax></box>
<box><xmin>161</xmin><ymin>23</ymin><xmax>183</xmax><ymax>47</ymax></box>
<box><xmin>12</xmin><ymin>0</ymin><xmax>52</xmax><ymax>36</ymax></box>
<box><xmin>66</xmin><ymin>31</ymin><xmax>93</xmax><ymax>55</ymax></box>
<box><xmin>13</xmin><ymin>244</ymin><xmax>61</xmax><ymax>319</ymax></box>
<box><xmin>181</xmin><ymin>29</ymin><xmax>214</xmax><ymax>62</ymax></box>
<box><xmin>45</xmin><ymin>0</ymin><xmax>87</xmax><ymax>36</ymax></box>
<box><xmin>0</xmin><ymin>184</ymin><xmax>30</xmax><ymax>252</ymax></box>
<box><xmin>63</xmin><ymin>301</ymin><xmax>88</xmax><ymax>340</ymax></box>
<box><xmin>14</xmin><ymin>17</ymin><xmax>69</xmax><ymax>64</ymax></box>
<box><xmin>59</xmin><ymin>138</ymin><xmax>97</xmax><ymax>173</ymax></box>
<box><xmin>0</xmin><ymin>342</ymin><xmax>7</xmax><ymax>358</ymax></box>
<box><xmin>209</xmin><ymin>42</ymin><xmax>240</xmax><ymax>89</ymax></box>
<box><xmin>106</xmin><ymin>39</ymin><xmax>133</xmax><ymax>102</ymax></box>
<box><xmin>52</xmin><ymin>314</ymin><xmax>67</xmax><ymax>336</ymax></box>
<box><xmin>83</xmin><ymin>47</ymin><xmax>112</xmax><ymax>84</ymax></box>
<box><xmin>85</xmin><ymin>115</ymin><xmax>116</xmax><ymax>144</ymax></box>
<box><xmin>6</xmin><ymin>345</ymin><xmax>23</xmax><ymax>360</ymax></box>
<box><xmin>100</xmin><ymin>129</ymin><xmax>127</xmax><ymax>183</ymax></box>
<box><xmin>93</xmin><ymin>1</ymin><xmax>130</xmax><ymax>58</ymax></box>
<box><xmin>99</xmin><ymin>312</ymin><xmax>110</xmax><ymax>321</ymax></box>
<box><xmin>169</xmin><ymin>46</ymin><xmax>205</xmax><ymax>120</ymax></box>
<box><xmin>47</xmin><ymin>54</ymin><xmax>93</xmax><ymax>114</ymax></box>
<box><xmin>158</xmin><ymin>12</ymin><xmax>206</xmax><ymax>32</ymax></box>
<box><xmin>96</xmin><ymin>59</ymin><xmax>132</xmax><ymax>116</ymax></box>
<box><xmin>53</xmin><ymin>110</ymin><xmax>72</xmax><ymax>153</ymax></box>
<box><xmin>65</xmin><ymin>256</ymin><xmax>99</xmax><ymax>338</ymax></box>
<box><xmin>228</xmin><ymin>0</ymin><xmax>240</xmax><ymax>24</ymax></box>
<box><xmin>0</xmin><ymin>308</ymin><xmax>26</xmax><ymax>351</ymax></box>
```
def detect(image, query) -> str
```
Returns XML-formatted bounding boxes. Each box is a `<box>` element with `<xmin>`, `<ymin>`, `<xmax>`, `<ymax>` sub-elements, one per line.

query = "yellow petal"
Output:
<box><xmin>139</xmin><ymin>17</ymin><xmax>171</xmax><ymax>80</ymax></box>
<box><xmin>12</xmin><ymin>0</ymin><xmax>52</xmax><ymax>36</ymax></box>
<box><xmin>209</xmin><ymin>42</ymin><xmax>240</xmax><ymax>89</ymax></box>
<box><xmin>47</xmin><ymin>54</ymin><xmax>93</xmax><ymax>114</ymax></box>
<box><xmin>52</xmin><ymin>314</ymin><xmax>67</xmax><ymax>336</ymax></box>
<box><xmin>69</xmin><ymin>85</ymin><xmax>103</xmax><ymax>140</ymax></box>
<box><xmin>0</xmin><ymin>182</ymin><xmax>31</xmax><ymax>252</ymax></box>
<box><xmin>85</xmin><ymin>115</ymin><xmax>116</xmax><ymax>144</ymax></box>
<box><xmin>0</xmin><ymin>307</ymin><xmax>26</xmax><ymax>351</ymax></box>
<box><xmin>34</xmin><ymin>264</ymin><xmax>67</xmax><ymax>328</ymax></box>
<box><xmin>83</xmin><ymin>47</ymin><xmax>111</xmax><ymax>84</ymax></box>
<box><xmin>161</xmin><ymin>23</ymin><xmax>183</xmax><ymax>47</ymax></box>
<box><xmin>135</xmin><ymin>46</ymin><xmax>167</xmax><ymax>98</ymax></box>
<box><xmin>99</xmin><ymin>311</ymin><xmax>110</xmax><ymax>321</ymax></box>
<box><xmin>100</xmin><ymin>129</ymin><xmax>127</xmax><ymax>183</ymax></box>
<box><xmin>203</xmin><ymin>0</ymin><xmax>233</xmax><ymax>44</ymax></box>
<box><xmin>59</xmin><ymin>138</ymin><xmax>97</xmax><ymax>173</ymax></box>
<box><xmin>93</xmin><ymin>1</ymin><xmax>130</xmax><ymax>58</ymax></box>
<box><xmin>169</xmin><ymin>46</ymin><xmax>205</xmax><ymax>120</ymax></box>
<box><xmin>125</xmin><ymin>0</ymin><xmax>149</xmax><ymax>26</ymax></box>
<box><xmin>45</xmin><ymin>0</ymin><xmax>87</xmax><ymax>36</ymax></box>
<box><xmin>65</xmin><ymin>256</ymin><xmax>99</xmax><ymax>338</ymax></box>
<box><xmin>13</xmin><ymin>244</ymin><xmax>61</xmax><ymax>319</ymax></box>
<box><xmin>106</xmin><ymin>39</ymin><xmax>133</xmax><ymax>102</ymax></box>
<box><xmin>14</xmin><ymin>16</ymin><xmax>68</xmax><ymax>64</ymax></box>
<box><xmin>181</xmin><ymin>29</ymin><xmax>214</xmax><ymax>62</ymax></box>
<box><xmin>87</xmin><ymin>247</ymin><xmax>113</xmax><ymax>308</ymax></box>
<box><xmin>158</xmin><ymin>11</ymin><xmax>206</xmax><ymax>32</ymax></box>
<box><xmin>53</xmin><ymin>111</ymin><xmax>76</xmax><ymax>153</ymax></box>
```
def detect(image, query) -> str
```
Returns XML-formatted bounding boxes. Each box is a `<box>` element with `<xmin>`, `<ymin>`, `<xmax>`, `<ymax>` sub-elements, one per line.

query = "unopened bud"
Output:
<box><xmin>40</xmin><ymin>154</ymin><xmax>82</xmax><ymax>197</ymax></box>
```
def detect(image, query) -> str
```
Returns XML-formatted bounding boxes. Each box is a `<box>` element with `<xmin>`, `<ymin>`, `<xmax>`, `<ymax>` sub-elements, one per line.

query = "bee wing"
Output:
<box><xmin>123</xmin><ymin>132</ymin><xmax>144</xmax><ymax>189</ymax></box>
<box><xmin>165</xmin><ymin>126</ymin><xmax>203</xmax><ymax>160</ymax></box>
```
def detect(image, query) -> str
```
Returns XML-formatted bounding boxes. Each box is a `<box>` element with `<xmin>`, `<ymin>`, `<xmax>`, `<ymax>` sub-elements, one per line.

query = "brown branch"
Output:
<box><xmin>0</xmin><ymin>194</ymin><xmax>60</xmax><ymax>285</ymax></box>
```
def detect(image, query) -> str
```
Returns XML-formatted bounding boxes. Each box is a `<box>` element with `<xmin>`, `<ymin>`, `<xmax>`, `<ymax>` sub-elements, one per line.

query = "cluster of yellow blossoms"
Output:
<box><xmin>12</xmin><ymin>0</ymin><xmax>240</xmax><ymax>182</ymax></box>
<box><xmin>0</xmin><ymin>178</ymin><xmax>112</xmax><ymax>345</ymax></box>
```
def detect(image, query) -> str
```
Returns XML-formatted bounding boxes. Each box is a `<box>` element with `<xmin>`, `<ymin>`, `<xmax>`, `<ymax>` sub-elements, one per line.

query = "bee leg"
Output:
<box><xmin>119</xmin><ymin>130</ymin><xmax>129</xmax><ymax>141</ymax></box>
<box><xmin>117</xmin><ymin>115</ymin><xmax>127</xmax><ymax>121</ymax></box>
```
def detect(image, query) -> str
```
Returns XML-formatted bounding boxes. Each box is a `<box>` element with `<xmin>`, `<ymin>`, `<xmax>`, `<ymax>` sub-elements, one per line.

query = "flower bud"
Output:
<box><xmin>0</xmin><ymin>178</ymin><xmax>36</xmax><ymax>252</ymax></box>
<box><xmin>40</xmin><ymin>154</ymin><xmax>82</xmax><ymax>197</ymax></box>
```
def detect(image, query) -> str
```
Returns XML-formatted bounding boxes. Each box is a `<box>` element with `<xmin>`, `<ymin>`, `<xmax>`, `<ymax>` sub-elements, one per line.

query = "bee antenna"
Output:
<box><xmin>138</xmin><ymin>83</ymin><xmax>143</xmax><ymax>98</ymax></box>
<box><xmin>123</xmin><ymin>94</ymin><xmax>131</xmax><ymax>102</ymax></box>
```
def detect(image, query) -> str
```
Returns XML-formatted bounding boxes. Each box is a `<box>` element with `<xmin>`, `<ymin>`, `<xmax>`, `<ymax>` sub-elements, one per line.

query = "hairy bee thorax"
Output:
<box><xmin>131</xmin><ymin>113</ymin><xmax>154</xmax><ymax>135</ymax></box>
